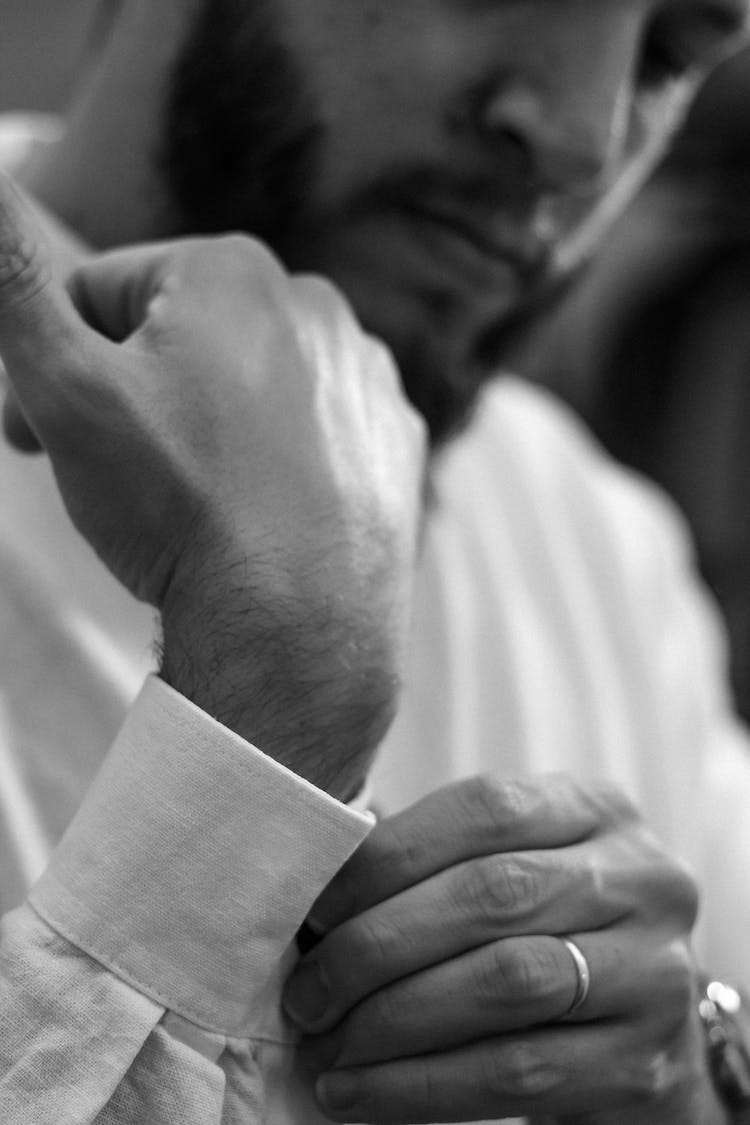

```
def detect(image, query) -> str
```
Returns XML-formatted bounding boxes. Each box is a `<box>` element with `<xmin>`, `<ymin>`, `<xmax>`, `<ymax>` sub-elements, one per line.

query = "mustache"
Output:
<box><xmin>335</xmin><ymin>164</ymin><xmax>562</xmax><ymax>286</ymax></box>
<box><xmin>343</xmin><ymin>165</ymin><xmax>540</xmax><ymax>219</ymax></box>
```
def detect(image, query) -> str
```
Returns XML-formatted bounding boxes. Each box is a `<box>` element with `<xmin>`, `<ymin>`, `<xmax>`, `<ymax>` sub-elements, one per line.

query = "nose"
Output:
<box><xmin>478</xmin><ymin>11</ymin><xmax>640</xmax><ymax>196</ymax></box>
<box><xmin>480</xmin><ymin>85</ymin><xmax>622</xmax><ymax>195</ymax></box>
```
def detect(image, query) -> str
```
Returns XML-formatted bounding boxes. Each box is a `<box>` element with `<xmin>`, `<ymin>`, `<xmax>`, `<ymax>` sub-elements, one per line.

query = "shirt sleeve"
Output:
<box><xmin>0</xmin><ymin>675</ymin><xmax>372</xmax><ymax>1123</ymax></box>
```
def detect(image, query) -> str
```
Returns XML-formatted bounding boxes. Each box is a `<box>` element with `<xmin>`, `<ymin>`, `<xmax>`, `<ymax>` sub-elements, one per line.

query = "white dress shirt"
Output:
<box><xmin>376</xmin><ymin>379</ymin><xmax>750</xmax><ymax>994</ymax></box>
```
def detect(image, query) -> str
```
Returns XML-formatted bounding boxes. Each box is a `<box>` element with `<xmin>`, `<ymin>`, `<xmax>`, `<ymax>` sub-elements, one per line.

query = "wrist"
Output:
<box><xmin>159</xmin><ymin>563</ymin><xmax>400</xmax><ymax>801</ymax></box>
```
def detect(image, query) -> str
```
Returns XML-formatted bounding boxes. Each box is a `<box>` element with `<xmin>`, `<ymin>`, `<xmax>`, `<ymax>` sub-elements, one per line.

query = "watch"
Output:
<box><xmin>699</xmin><ymin>977</ymin><xmax>750</xmax><ymax>1122</ymax></box>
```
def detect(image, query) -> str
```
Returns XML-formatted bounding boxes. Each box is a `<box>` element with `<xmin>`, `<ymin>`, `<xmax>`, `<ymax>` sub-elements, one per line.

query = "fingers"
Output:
<box><xmin>291</xmin><ymin>919</ymin><xmax>682</xmax><ymax>1057</ymax></box>
<box><xmin>323</xmin><ymin>931</ymin><xmax>692</xmax><ymax>1071</ymax></box>
<box><xmin>309</xmin><ymin>774</ymin><xmax>626</xmax><ymax>934</ymax></box>
<box><xmin>313</xmin><ymin>1022</ymin><xmax>685</xmax><ymax>1123</ymax></box>
<box><xmin>286</xmin><ymin>839</ymin><xmax>629</xmax><ymax>1032</ymax></box>
<box><xmin>69</xmin><ymin>234</ymin><xmax>287</xmax><ymax>345</ymax></box>
<box><xmin>306</xmin><ymin>933</ymin><xmax>623</xmax><ymax>1070</ymax></box>
<box><xmin>0</xmin><ymin>178</ymin><xmax>172</xmax><ymax>450</ymax></box>
<box><xmin>67</xmin><ymin>242</ymin><xmax>177</xmax><ymax>343</ymax></box>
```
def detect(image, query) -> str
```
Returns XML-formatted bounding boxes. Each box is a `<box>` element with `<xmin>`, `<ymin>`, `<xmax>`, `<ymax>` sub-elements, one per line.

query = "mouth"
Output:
<box><xmin>397</xmin><ymin>201</ymin><xmax>553</xmax><ymax>289</ymax></box>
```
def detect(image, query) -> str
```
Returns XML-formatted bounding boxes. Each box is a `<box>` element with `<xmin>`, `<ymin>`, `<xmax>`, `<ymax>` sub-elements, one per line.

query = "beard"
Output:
<box><xmin>160</xmin><ymin>0</ymin><xmax>569</xmax><ymax>445</ymax></box>
<box><xmin>160</xmin><ymin>0</ymin><xmax>321</xmax><ymax>254</ymax></box>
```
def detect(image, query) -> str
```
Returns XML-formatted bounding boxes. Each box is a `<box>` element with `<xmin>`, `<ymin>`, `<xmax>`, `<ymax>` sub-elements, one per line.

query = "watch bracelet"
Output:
<box><xmin>698</xmin><ymin>976</ymin><xmax>750</xmax><ymax>1119</ymax></box>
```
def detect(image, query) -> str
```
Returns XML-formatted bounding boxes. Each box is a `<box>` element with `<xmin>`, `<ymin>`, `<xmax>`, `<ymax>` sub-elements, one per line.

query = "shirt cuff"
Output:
<box><xmin>28</xmin><ymin>675</ymin><xmax>373</xmax><ymax>1037</ymax></box>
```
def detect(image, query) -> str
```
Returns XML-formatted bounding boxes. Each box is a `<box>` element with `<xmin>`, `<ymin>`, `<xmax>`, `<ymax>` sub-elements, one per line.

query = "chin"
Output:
<box><xmin>285</xmin><ymin>231</ymin><xmax>549</xmax><ymax>446</ymax></box>
<box><xmin>359</xmin><ymin>293</ymin><xmax>499</xmax><ymax>447</ymax></box>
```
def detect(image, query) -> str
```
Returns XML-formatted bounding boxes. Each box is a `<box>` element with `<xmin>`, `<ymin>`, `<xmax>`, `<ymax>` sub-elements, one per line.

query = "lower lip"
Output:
<box><xmin>398</xmin><ymin>207</ymin><xmax>524</xmax><ymax>290</ymax></box>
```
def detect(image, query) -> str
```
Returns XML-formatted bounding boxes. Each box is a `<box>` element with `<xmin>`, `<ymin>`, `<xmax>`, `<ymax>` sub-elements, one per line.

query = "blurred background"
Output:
<box><xmin>519</xmin><ymin>44</ymin><xmax>750</xmax><ymax>724</ymax></box>
<box><xmin>0</xmin><ymin>0</ymin><xmax>97</xmax><ymax>111</ymax></box>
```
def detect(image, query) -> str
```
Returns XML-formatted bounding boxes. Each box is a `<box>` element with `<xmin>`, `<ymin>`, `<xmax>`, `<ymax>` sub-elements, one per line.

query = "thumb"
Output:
<box><xmin>0</xmin><ymin>172</ymin><xmax>98</xmax><ymax>444</ymax></box>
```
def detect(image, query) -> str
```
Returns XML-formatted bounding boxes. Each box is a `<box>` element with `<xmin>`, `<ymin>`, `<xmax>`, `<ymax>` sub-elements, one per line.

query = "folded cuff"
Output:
<box><xmin>29</xmin><ymin>675</ymin><xmax>372</xmax><ymax>1036</ymax></box>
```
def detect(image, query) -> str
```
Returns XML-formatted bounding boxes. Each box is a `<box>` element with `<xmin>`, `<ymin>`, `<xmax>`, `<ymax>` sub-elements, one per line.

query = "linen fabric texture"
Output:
<box><xmin>0</xmin><ymin>678</ymin><xmax>370</xmax><ymax>1124</ymax></box>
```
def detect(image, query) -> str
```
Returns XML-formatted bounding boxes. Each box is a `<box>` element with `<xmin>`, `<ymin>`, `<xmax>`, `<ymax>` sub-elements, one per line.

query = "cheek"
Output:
<box><xmin>291</xmin><ymin>3</ymin><xmax>495</xmax><ymax>195</ymax></box>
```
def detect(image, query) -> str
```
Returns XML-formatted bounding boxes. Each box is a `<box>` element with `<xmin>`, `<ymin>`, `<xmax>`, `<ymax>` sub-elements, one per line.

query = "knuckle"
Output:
<box><xmin>463</xmin><ymin>774</ymin><xmax>530</xmax><ymax>836</ymax></box>
<box><xmin>627</xmin><ymin>1048</ymin><xmax>684</xmax><ymax>1107</ymax></box>
<box><xmin>216</xmin><ymin>232</ymin><xmax>256</xmax><ymax>272</ymax></box>
<box><xmin>219</xmin><ymin>231</ymin><xmax>278</xmax><ymax>269</ymax></box>
<box><xmin>302</xmin><ymin>271</ymin><xmax>345</xmax><ymax>305</ymax></box>
<box><xmin>486</xmin><ymin>1041</ymin><xmax>562</xmax><ymax>1099</ymax></box>
<box><xmin>480</xmin><ymin>941</ymin><xmax>552</xmax><ymax>1007</ymax></box>
<box><xmin>293</xmin><ymin>271</ymin><xmax>351</xmax><ymax>320</ymax></box>
<box><xmin>194</xmin><ymin>233</ymin><xmax>286</xmax><ymax>291</ymax></box>
<box><xmin>633</xmin><ymin>838</ymin><xmax>700</xmax><ymax>928</ymax></box>
<box><xmin>588</xmin><ymin>780</ymin><xmax>640</xmax><ymax>826</ymax></box>
<box><xmin>466</xmin><ymin>854</ymin><xmax>537</xmax><ymax>922</ymax></box>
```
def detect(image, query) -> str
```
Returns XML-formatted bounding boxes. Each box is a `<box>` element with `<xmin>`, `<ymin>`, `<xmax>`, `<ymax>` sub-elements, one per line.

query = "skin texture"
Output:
<box><xmin>2</xmin><ymin>0</ymin><xmax>747</xmax><ymax>1119</ymax></box>
<box><xmin>0</xmin><ymin>177</ymin><xmax>426</xmax><ymax>801</ymax></box>
<box><xmin>283</xmin><ymin>776</ymin><xmax>726</xmax><ymax>1123</ymax></box>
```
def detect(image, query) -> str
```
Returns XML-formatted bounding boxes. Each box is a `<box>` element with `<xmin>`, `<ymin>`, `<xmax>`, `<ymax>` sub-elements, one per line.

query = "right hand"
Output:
<box><xmin>0</xmin><ymin>175</ymin><xmax>427</xmax><ymax>797</ymax></box>
<box><xmin>287</xmin><ymin>775</ymin><xmax>713</xmax><ymax>1124</ymax></box>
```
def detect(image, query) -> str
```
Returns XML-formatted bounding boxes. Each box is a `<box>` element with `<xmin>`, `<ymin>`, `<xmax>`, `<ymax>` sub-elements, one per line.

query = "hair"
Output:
<box><xmin>160</xmin><ymin>0</ymin><xmax>322</xmax><ymax>249</ymax></box>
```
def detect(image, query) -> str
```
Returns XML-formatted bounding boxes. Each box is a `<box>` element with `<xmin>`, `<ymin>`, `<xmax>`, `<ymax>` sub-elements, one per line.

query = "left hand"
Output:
<box><xmin>283</xmin><ymin>775</ymin><xmax>722</xmax><ymax>1123</ymax></box>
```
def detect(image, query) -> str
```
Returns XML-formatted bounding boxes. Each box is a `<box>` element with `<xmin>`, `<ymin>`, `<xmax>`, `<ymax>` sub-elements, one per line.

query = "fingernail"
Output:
<box><xmin>316</xmin><ymin>1071</ymin><xmax>360</xmax><ymax>1114</ymax></box>
<box><xmin>283</xmin><ymin>961</ymin><xmax>330</xmax><ymax>1027</ymax></box>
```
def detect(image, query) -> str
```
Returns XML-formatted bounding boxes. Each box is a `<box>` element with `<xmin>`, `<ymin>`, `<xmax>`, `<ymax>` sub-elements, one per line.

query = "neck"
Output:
<box><xmin>22</xmin><ymin>0</ymin><xmax>198</xmax><ymax>249</ymax></box>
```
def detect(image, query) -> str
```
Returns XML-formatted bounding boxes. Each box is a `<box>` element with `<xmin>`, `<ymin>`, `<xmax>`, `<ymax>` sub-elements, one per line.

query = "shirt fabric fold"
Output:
<box><xmin>1</xmin><ymin>676</ymin><xmax>371</xmax><ymax>1123</ymax></box>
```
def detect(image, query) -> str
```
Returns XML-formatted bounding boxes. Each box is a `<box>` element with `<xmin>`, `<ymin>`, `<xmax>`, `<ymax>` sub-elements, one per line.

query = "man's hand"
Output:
<box><xmin>0</xmin><ymin>174</ymin><xmax>426</xmax><ymax>798</ymax></box>
<box><xmin>283</xmin><ymin>775</ymin><xmax>725</xmax><ymax>1123</ymax></box>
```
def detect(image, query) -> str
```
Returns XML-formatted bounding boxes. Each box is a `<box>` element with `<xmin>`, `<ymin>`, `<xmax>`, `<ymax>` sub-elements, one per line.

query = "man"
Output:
<box><xmin>0</xmin><ymin>1</ymin><xmax>747</xmax><ymax>1122</ymax></box>
<box><xmin>0</xmin><ymin>170</ymin><xmax>726</xmax><ymax>1125</ymax></box>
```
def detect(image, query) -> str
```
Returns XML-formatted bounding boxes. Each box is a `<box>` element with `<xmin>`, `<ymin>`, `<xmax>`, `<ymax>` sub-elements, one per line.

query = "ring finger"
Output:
<box><xmin>310</xmin><ymin>931</ymin><xmax>637</xmax><ymax>1069</ymax></box>
<box><xmin>285</xmin><ymin>845</ymin><xmax>620</xmax><ymax>1033</ymax></box>
<box><xmin>313</xmin><ymin>1020</ymin><xmax>665</xmax><ymax>1124</ymax></box>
